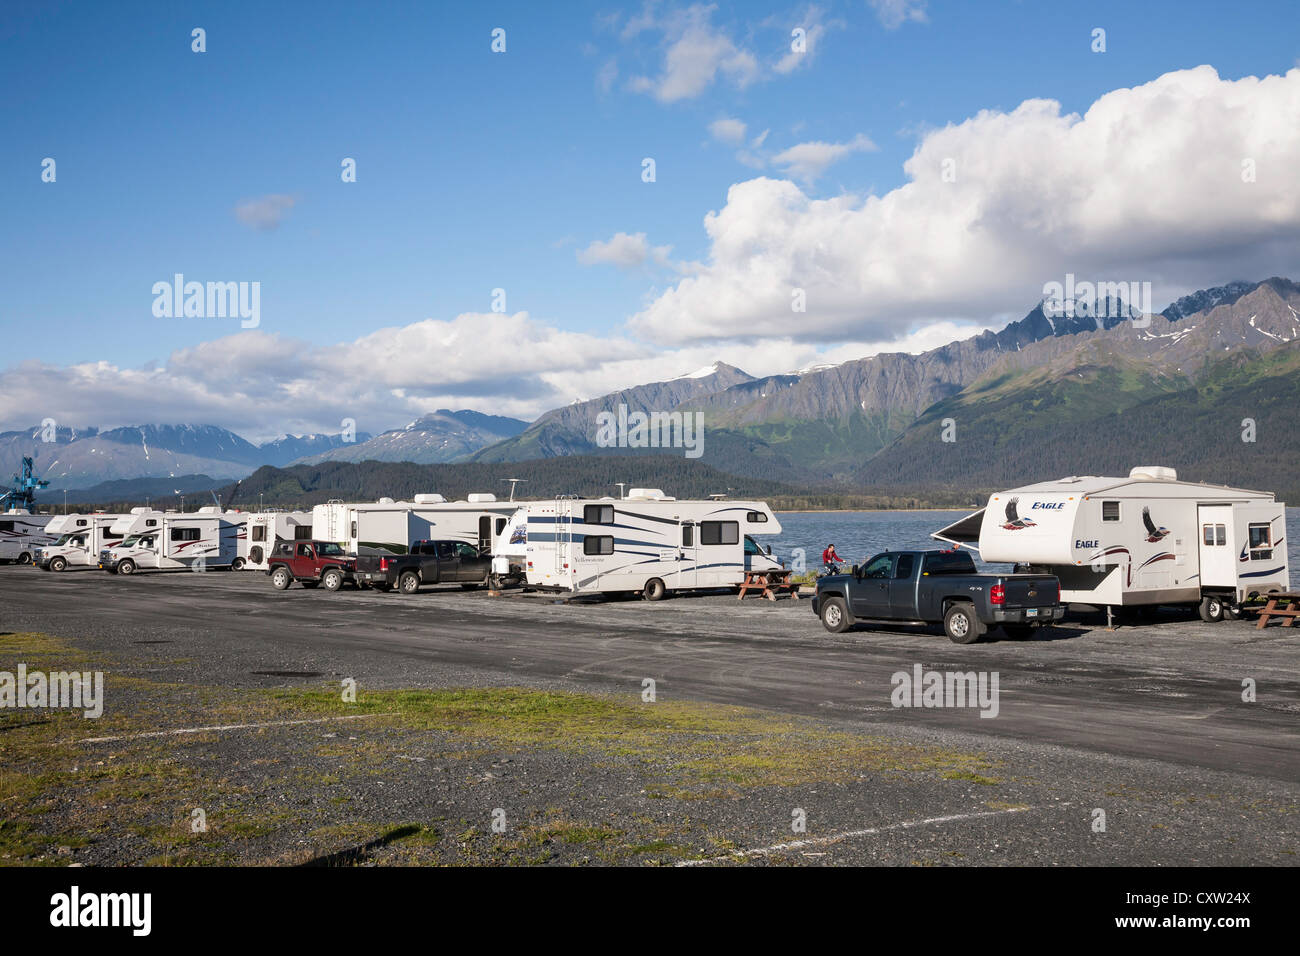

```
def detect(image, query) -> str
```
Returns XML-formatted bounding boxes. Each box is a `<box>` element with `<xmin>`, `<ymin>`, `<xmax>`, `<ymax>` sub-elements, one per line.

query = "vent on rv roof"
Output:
<box><xmin>1129</xmin><ymin>466</ymin><xmax>1178</xmax><ymax>481</ymax></box>
<box><xmin>377</xmin><ymin>497</ymin><xmax>396</xmax><ymax>504</ymax></box>
<box><xmin>466</xmin><ymin>493</ymin><xmax>497</xmax><ymax>503</ymax></box>
<box><xmin>413</xmin><ymin>494</ymin><xmax>446</xmax><ymax>504</ymax></box>
<box><xmin>130</xmin><ymin>507</ymin><xmax>151</xmax><ymax>514</ymax></box>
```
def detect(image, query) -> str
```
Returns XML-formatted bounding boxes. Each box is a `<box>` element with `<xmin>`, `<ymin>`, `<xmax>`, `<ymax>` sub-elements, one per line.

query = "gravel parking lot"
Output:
<box><xmin>1</xmin><ymin>565</ymin><xmax>1296</xmax><ymax>866</ymax></box>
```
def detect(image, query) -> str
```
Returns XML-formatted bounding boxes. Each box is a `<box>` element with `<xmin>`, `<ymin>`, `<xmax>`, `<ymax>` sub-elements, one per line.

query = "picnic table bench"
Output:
<box><xmin>737</xmin><ymin>568</ymin><xmax>800</xmax><ymax>602</ymax></box>
<box><xmin>1253</xmin><ymin>592</ymin><xmax>1300</xmax><ymax>629</ymax></box>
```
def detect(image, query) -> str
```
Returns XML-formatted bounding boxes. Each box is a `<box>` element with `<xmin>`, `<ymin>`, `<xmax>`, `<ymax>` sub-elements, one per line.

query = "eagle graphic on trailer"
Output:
<box><xmin>932</xmin><ymin>466</ymin><xmax>1288</xmax><ymax>622</ymax></box>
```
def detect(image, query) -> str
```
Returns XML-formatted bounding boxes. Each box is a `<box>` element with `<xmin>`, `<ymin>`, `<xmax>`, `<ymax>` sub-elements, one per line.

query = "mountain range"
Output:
<box><xmin>7</xmin><ymin>276</ymin><xmax>1299</xmax><ymax>502</ymax></box>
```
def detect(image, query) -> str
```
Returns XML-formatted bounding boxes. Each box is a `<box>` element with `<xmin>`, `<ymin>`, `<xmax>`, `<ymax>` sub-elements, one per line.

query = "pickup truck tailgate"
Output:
<box><xmin>1000</xmin><ymin>575</ymin><xmax>1058</xmax><ymax>607</ymax></box>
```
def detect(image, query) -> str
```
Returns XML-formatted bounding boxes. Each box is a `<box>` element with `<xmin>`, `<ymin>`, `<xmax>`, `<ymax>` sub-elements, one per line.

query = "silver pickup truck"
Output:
<box><xmin>812</xmin><ymin>549</ymin><xmax>1064</xmax><ymax>643</ymax></box>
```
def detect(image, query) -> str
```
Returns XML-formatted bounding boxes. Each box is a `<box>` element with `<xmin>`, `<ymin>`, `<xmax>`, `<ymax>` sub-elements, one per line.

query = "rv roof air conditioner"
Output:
<box><xmin>1129</xmin><ymin>466</ymin><xmax>1178</xmax><ymax>481</ymax></box>
<box><xmin>377</xmin><ymin>497</ymin><xmax>396</xmax><ymax>504</ymax></box>
<box><xmin>413</xmin><ymin>493</ymin><xmax>447</xmax><ymax>504</ymax></box>
<box><xmin>130</xmin><ymin>506</ymin><xmax>151</xmax><ymax>514</ymax></box>
<box><xmin>466</xmin><ymin>493</ymin><xmax>497</xmax><ymax>503</ymax></box>
<box><xmin>627</xmin><ymin>488</ymin><xmax>671</xmax><ymax>501</ymax></box>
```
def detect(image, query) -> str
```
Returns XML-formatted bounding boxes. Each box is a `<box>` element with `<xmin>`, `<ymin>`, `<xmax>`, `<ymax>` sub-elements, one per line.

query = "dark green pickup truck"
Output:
<box><xmin>812</xmin><ymin>549</ymin><xmax>1063</xmax><ymax>643</ymax></box>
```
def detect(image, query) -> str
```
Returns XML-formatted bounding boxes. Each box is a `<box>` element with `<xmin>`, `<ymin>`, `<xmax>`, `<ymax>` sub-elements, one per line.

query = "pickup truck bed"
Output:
<box><xmin>812</xmin><ymin>549</ymin><xmax>1063</xmax><ymax>643</ymax></box>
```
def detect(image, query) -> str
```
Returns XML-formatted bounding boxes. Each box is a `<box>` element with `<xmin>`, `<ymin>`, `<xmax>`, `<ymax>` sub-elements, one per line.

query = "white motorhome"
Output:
<box><xmin>240</xmin><ymin>511</ymin><xmax>312</xmax><ymax>570</ymax></box>
<box><xmin>35</xmin><ymin>512</ymin><xmax>127</xmax><ymax>571</ymax></box>
<box><xmin>497</xmin><ymin>489</ymin><xmax>785</xmax><ymax>599</ymax></box>
<box><xmin>311</xmin><ymin>494</ymin><xmax>519</xmax><ymax>555</ymax></box>
<box><xmin>100</xmin><ymin>506</ymin><xmax>246</xmax><ymax>574</ymax></box>
<box><xmin>0</xmin><ymin>509</ymin><xmax>56</xmax><ymax>564</ymax></box>
<box><xmin>933</xmin><ymin>467</ymin><xmax>1289</xmax><ymax>621</ymax></box>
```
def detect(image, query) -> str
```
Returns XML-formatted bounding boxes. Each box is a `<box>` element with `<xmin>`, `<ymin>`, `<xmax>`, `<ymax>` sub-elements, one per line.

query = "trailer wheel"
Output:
<box><xmin>399</xmin><ymin>571</ymin><xmax>421</xmax><ymax>594</ymax></box>
<box><xmin>943</xmin><ymin>603</ymin><xmax>984</xmax><ymax>644</ymax></box>
<box><xmin>271</xmin><ymin>567</ymin><xmax>292</xmax><ymax>590</ymax></box>
<box><xmin>643</xmin><ymin>578</ymin><xmax>667</xmax><ymax>601</ymax></box>
<box><xmin>117</xmin><ymin>559</ymin><xmax>136</xmax><ymax>576</ymax></box>
<box><xmin>49</xmin><ymin>555</ymin><xmax>68</xmax><ymax>572</ymax></box>
<box><xmin>321</xmin><ymin>568</ymin><xmax>345</xmax><ymax>591</ymax></box>
<box><xmin>17</xmin><ymin>552</ymin><xmax>32</xmax><ymax>566</ymax></box>
<box><xmin>819</xmin><ymin>597</ymin><xmax>852</xmax><ymax>633</ymax></box>
<box><xmin>1198</xmin><ymin>595</ymin><xmax>1225</xmax><ymax>623</ymax></box>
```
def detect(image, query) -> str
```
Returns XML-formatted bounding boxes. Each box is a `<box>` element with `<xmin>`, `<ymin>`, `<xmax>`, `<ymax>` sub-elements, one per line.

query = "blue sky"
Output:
<box><xmin>2</xmin><ymin>0</ymin><xmax>1298</xmax><ymax>435</ymax></box>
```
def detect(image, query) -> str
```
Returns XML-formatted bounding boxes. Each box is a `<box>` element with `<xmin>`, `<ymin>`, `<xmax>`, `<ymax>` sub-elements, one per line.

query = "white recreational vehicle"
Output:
<box><xmin>240</xmin><ymin>511</ymin><xmax>313</xmax><ymax>570</ymax></box>
<box><xmin>0</xmin><ymin>508</ymin><xmax>56</xmax><ymax>564</ymax></box>
<box><xmin>100</xmin><ymin>506</ymin><xmax>246</xmax><ymax>574</ymax></box>
<box><xmin>933</xmin><ymin>467</ymin><xmax>1289</xmax><ymax>621</ymax></box>
<box><xmin>311</xmin><ymin>494</ymin><xmax>519</xmax><ymax>555</ymax></box>
<box><xmin>496</xmin><ymin>489</ymin><xmax>785</xmax><ymax>599</ymax></box>
<box><xmin>35</xmin><ymin>513</ymin><xmax>127</xmax><ymax>571</ymax></box>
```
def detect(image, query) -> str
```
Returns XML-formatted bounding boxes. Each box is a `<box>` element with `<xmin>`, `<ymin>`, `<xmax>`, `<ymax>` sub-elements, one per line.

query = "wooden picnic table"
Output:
<box><xmin>1253</xmin><ymin>592</ymin><xmax>1300</xmax><ymax>629</ymax></box>
<box><xmin>737</xmin><ymin>568</ymin><xmax>800</xmax><ymax>602</ymax></box>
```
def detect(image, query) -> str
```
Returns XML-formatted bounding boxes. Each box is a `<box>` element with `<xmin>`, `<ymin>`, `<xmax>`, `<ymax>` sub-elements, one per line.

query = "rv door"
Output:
<box><xmin>678</xmin><ymin>520</ymin><xmax>698</xmax><ymax>589</ymax></box>
<box><xmin>1197</xmin><ymin>505</ymin><xmax>1234</xmax><ymax>588</ymax></box>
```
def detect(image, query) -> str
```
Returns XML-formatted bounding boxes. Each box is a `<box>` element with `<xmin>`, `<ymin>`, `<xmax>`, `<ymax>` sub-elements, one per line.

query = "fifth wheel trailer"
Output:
<box><xmin>933</xmin><ymin>466</ymin><xmax>1289</xmax><ymax>621</ymax></box>
<box><xmin>311</xmin><ymin>494</ymin><xmax>520</xmax><ymax>555</ymax></box>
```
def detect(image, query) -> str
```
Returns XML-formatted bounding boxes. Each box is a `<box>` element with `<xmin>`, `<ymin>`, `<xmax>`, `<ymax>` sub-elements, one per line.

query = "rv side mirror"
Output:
<box><xmin>765</xmin><ymin>545</ymin><xmax>773</xmax><ymax>555</ymax></box>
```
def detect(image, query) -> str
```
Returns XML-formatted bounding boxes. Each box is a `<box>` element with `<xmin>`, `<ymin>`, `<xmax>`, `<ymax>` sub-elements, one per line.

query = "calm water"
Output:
<box><xmin>769</xmin><ymin>508</ymin><xmax>1300</xmax><ymax>577</ymax></box>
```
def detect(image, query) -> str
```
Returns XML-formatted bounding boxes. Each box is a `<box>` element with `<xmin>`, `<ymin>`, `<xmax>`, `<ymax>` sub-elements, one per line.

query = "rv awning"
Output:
<box><xmin>931</xmin><ymin>509</ymin><xmax>985</xmax><ymax>551</ymax></box>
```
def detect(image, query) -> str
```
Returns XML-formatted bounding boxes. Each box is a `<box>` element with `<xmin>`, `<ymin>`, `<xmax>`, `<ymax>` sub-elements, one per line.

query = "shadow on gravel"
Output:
<box><xmin>297</xmin><ymin>825</ymin><xmax>423</xmax><ymax>867</ymax></box>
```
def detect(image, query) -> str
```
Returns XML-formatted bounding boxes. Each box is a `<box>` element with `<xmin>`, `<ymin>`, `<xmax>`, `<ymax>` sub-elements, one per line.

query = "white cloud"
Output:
<box><xmin>771</xmin><ymin>132</ymin><xmax>878</xmax><ymax>183</ymax></box>
<box><xmin>234</xmin><ymin>194</ymin><xmax>297</xmax><ymax>231</ymax></box>
<box><xmin>630</xmin><ymin>66</ymin><xmax>1300</xmax><ymax>344</ymax></box>
<box><xmin>577</xmin><ymin>232</ymin><xmax>673</xmax><ymax>269</ymax></box>
<box><xmin>625</xmin><ymin>5</ymin><xmax>759</xmax><ymax>102</ymax></box>
<box><xmin>868</xmin><ymin>0</ymin><xmax>928</xmax><ymax>30</ymax></box>
<box><xmin>709</xmin><ymin>116</ymin><xmax>748</xmax><ymax>145</ymax></box>
<box><xmin>773</xmin><ymin>5</ymin><xmax>841</xmax><ymax>75</ymax></box>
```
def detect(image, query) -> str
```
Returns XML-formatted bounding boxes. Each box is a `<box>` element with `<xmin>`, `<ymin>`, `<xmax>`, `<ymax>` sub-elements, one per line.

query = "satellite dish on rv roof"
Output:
<box><xmin>413</xmin><ymin>493</ymin><xmax>446</xmax><ymax>504</ymax></box>
<box><xmin>1129</xmin><ymin>466</ymin><xmax>1177</xmax><ymax>481</ymax></box>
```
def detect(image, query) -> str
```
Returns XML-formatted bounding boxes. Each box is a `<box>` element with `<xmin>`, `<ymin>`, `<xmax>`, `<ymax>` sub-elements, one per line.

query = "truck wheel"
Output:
<box><xmin>49</xmin><ymin>555</ymin><xmax>68</xmax><ymax>572</ymax></box>
<box><xmin>944</xmin><ymin>603</ymin><xmax>983</xmax><ymax>644</ymax></box>
<box><xmin>321</xmin><ymin>568</ymin><xmax>344</xmax><ymax>591</ymax></box>
<box><xmin>117</xmin><ymin>559</ymin><xmax>136</xmax><ymax>576</ymax></box>
<box><xmin>1198</xmin><ymin>595</ymin><xmax>1225</xmax><ymax>623</ymax></box>
<box><xmin>819</xmin><ymin>597</ymin><xmax>852</xmax><ymax>633</ymax></box>
<box><xmin>399</xmin><ymin>571</ymin><xmax>421</xmax><ymax>594</ymax></box>
<box><xmin>643</xmin><ymin>578</ymin><xmax>667</xmax><ymax>601</ymax></box>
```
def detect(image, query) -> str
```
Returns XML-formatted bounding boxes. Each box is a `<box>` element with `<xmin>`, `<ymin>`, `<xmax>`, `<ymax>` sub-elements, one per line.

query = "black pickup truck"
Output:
<box><xmin>354</xmin><ymin>539</ymin><xmax>492</xmax><ymax>594</ymax></box>
<box><xmin>812</xmin><ymin>549</ymin><xmax>1063</xmax><ymax>643</ymax></box>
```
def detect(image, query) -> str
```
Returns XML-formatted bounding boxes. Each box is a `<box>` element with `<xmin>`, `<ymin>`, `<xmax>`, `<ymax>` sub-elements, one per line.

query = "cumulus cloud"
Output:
<box><xmin>771</xmin><ymin>132</ymin><xmax>878</xmax><ymax>183</ymax></box>
<box><xmin>577</xmin><ymin>232</ymin><xmax>674</xmax><ymax>269</ymax></box>
<box><xmin>631</xmin><ymin>66</ymin><xmax>1300</xmax><ymax>343</ymax></box>
<box><xmin>772</xmin><ymin>5</ymin><xmax>841</xmax><ymax>75</ymax></box>
<box><xmin>625</xmin><ymin>5</ymin><xmax>759</xmax><ymax>101</ymax></box>
<box><xmin>868</xmin><ymin>0</ymin><xmax>928</xmax><ymax>30</ymax></box>
<box><xmin>708</xmin><ymin>116</ymin><xmax>748</xmax><ymax>145</ymax></box>
<box><xmin>234</xmin><ymin>194</ymin><xmax>297</xmax><ymax>231</ymax></box>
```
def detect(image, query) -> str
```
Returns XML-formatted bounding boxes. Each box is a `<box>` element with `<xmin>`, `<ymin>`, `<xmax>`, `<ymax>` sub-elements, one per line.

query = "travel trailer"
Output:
<box><xmin>495</xmin><ymin>490</ymin><xmax>785</xmax><ymax>599</ymax></box>
<box><xmin>240</xmin><ymin>511</ymin><xmax>313</xmax><ymax>570</ymax></box>
<box><xmin>0</xmin><ymin>508</ymin><xmax>56</xmax><ymax>564</ymax></box>
<box><xmin>35</xmin><ymin>513</ymin><xmax>127</xmax><ymax>571</ymax></box>
<box><xmin>100</xmin><ymin>506</ymin><xmax>246</xmax><ymax>574</ymax></box>
<box><xmin>311</xmin><ymin>494</ymin><xmax>518</xmax><ymax>555</ymax></box>
<box><xmin>933</xmin><ymin>467</ymin><xmax>1289</xmax><ymax>621</ymax></box>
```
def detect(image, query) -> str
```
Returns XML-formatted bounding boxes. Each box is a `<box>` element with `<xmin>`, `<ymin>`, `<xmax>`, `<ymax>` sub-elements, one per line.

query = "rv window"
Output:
<box><xmin>252</xmin><ymin>526</ymin><xmax>267</xmax><ymax>542</ymax></box>
<box><xmin>146</xmin><ymin>519</ymin><xmax>158</xmax><ymax>527</ymax></box>
<box><xmin>75</xmin><ymin>519</ymin><xmax>88</xmax><ymax>527</ymax></box>
<box><xmin>744</xmin><ymin>536</ymin><xmax>761</xmax><ymax>555</ymax></box>
<box><xmin>294</xmin><ymin>526</ymin><xmax>312</xmax><ymax>540</ymax></box>
<box><xmin>584</xmin><ymin>505</ymin><xmax>615</xmax><ymax>525</ymax></box>
<box><xmin>1202</xmin><ymin>525</ymin><xmax>1215</xmax><ymax>546</ymax></box>
<box><xmin>495</xmin><ymin>518</ymin><xmax>507</xmax><ymax>536</ymax></box>
<box><xmin>682</xmin><ymin>525</ymin><xmax>694</xmax><ymax>547</ymax></box>
<box><xmin>350</xmin><ymin>522</ymin><xmax>358</xmax><ymax>539</ymax></box>
<box><xmin>746</xmin><ymin>511</ymin><xmax>768</xmax><ymax>523</ymax></box>
<box><xmin>1248</xmin><ymin>523</ymin><xmax>1273</xmax><ymax>560</ymax></box>
<box><xmin>700</xmin><ymin>521</ymin><xmax>739</xmax><ymax>545</ymax></box>
<box><xmin>895</xmin><ymin>554</ymin><xmax>915</xmax><ymax>579</ymax></box>
<box><xmin>1102</xmin><ymin>501</ymin><xmax>1120</xmax><ymax>522</ymax></box>
<box><xmin>171</xmin><ymin>527</ymin><xmax>200</xmax><ymax>542</ymax></box>
<box><xmin>583</xmin><ymin>535</ymin><xmax>614</xmax><ymax>556</ymax></box>
<box><xmin>0</xmin><ymin>522</ymin><xmax>11</xmax><ymax>532</ymax></box>
<box><xmin>1215</xmin><ymin>524</ymin><xmax>1226</xmax><ymax>546</ymax></box>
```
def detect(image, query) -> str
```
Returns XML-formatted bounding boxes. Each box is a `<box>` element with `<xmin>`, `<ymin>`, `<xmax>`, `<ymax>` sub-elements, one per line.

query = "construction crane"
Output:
<box><xmin>1</xmin><ymin>456</ymin><xmax>50</xmax><ymax>512</ymax></box>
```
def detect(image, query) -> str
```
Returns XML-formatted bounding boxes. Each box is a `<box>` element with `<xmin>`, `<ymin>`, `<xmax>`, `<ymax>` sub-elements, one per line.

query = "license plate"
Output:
<box><xmin>1025</xmin><ymin>608</ymin><xmax>1038</xmax><ymax>618</ymax></box>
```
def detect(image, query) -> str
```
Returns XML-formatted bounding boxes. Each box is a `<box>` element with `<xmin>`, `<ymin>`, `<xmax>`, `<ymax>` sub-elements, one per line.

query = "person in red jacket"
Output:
<box><xmin>821</xmin><ymin>543</ymin><xmax>842</xmax><ymax>572</ymax></box>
